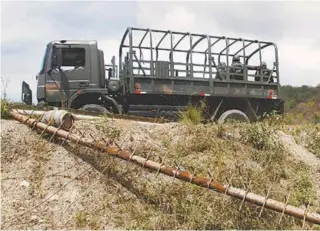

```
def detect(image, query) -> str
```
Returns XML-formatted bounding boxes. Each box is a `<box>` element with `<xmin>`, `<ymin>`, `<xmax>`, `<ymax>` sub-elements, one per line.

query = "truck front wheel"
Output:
<box><xmin>79</xmin><ymin>104</ymin><xmax>110</xmax><ymax>114</ymax></box>
<box><xmin>217</xmin><ymin>109</ymin><xmax>250</xmax><ymax>124</ymax></box>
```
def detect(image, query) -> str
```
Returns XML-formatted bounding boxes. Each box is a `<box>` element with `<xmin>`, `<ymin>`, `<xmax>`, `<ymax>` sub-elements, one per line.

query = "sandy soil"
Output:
<box><xmin>1</xmin><ymin>118</ymin><xmax>319</xmax><ymax>229</ymax></box>
<box><xmin>0</xmin><ymin>119</ymin><xmax>162</xmax><ymax>229</ymax></box>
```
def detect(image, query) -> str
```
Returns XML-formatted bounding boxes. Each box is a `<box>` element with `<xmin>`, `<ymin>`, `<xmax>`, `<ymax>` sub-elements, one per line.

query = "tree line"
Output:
<box><xmin>280</xmin><ymin>84</ymin><xmax>320</xmax><ymax>111</ymax></box>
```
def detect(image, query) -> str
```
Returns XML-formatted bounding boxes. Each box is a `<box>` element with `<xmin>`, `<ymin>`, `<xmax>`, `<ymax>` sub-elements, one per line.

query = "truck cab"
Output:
<box><xmin>23</xmin><ymin>40</ymin><xmax>122</xmax><ymax>112</ymax></box>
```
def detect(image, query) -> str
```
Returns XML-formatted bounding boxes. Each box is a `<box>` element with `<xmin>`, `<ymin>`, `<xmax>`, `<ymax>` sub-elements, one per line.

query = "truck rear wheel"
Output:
<box><xmin>217</xmin><ymin>109</ymin><xmax>250</xmax><ymax>124</ymax></box>
<box><xmin>79</xmin><ymin>104</ymin><xmax>110</xmax><ymax>114</ymax></box>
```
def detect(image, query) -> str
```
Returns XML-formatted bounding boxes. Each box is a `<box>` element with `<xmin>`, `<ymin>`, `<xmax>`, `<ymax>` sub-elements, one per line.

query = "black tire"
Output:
<box><xmin>217</xmin><ymin>109</ymin><xmax>250</xmax><ymax>124</ymax></box>
<box><xmin>79</xmin><ymin>104</ymin><xmax>110</xmax><ymax>114</ymax></box>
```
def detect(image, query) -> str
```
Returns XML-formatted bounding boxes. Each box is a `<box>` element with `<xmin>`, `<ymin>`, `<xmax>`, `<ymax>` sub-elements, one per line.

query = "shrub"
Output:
<box><xmin>290</xmin><ymin>172</ymin><xmax>317</xmax><ymax>206</ymax></box>
<box><xmin>1</xmin><ymin>98</ymin><xmax>11</xmax><ymax>119</ymax></box>
<box><xmin>312</xmin><ymin>114</ymin><xmax>320</xmax><ymax>124</ymax></box>
<box><xmin>306</xmin><ymin>126</ymin><xmax>320</xmax><ymax>157</ymax></box>
<box><xmin>239</xmin><ymin>122</ymin><xmax>281</xmax><ymax>151</ymax></box>
<box><xmin>178</xmin><ymin>104</ymin><xmax>204</xmax><ymax>125</ymax></box>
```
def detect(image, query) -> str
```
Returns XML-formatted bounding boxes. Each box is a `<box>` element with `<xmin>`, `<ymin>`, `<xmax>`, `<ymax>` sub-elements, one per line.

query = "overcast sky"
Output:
<box><xmin>1</xmin><ymin>0</ymin><xmax>320</xmax><ymax>102</ymax></box>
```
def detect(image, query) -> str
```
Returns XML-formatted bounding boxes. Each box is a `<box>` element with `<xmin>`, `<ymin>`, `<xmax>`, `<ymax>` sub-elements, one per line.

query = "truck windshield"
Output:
<box><xmin>39</xmin><ymin>44</ymin><xmax>51</xmax><ymax>75</ymax></box>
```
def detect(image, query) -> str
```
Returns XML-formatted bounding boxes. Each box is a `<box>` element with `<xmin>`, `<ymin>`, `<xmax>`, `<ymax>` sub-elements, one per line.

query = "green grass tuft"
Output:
<box><xmin>178</xmin><ymin>103</ymin><xmax>205</xmax><ymax>125</ymax></box>
<box><xmin>1</xmin><ymin>98</ymin><xmax>11</xmax><ymax>119</ymax></box>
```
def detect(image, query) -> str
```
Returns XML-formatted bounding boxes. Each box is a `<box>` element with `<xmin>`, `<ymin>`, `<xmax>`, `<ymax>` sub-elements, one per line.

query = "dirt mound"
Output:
<box><xmin>278</xmin><ymin>130</ymin><xmax>320</xmax><ymax>202</ymax></box>
<box><xmin>1</xmin><ymin>118</ymin><xmax>319</xmax><ymax>229</ymax></box>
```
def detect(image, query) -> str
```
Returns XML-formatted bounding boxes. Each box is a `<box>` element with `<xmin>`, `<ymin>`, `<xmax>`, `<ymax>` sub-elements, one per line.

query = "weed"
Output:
<box><xmin>312</xmin><ymin>114</ymin><xmax>320</xmax><ymax>124</ymax></box>
<box><xmin>306</xmin><ymin>125</ymin><xmax>320</xmax><ymax>157</ymax></box>
<box><xmin>239</xmin><ymin>122</ymin><xmax>281</xmax><ymax>151</ymax></box>
<box><xmin>88</xmin><ymin>216</ymin><xmax>100</xmax><ymax>230</ymax></box>
<box><xmin>161</xmin><ymin>137</ymin><xmax>170</xmax><ymax>148</ymax></box>
<box><xmin>0</xmin><ymin>77</ymin><xmax>12</xmax><ymax>119</ymax></box>
<box><xmin>74</xmin><ymin>211</ymin><xmax>88</xmax><ymax>228</ymax></box>
<box><xmin>94</xmin><ymin>119</ymin><xmax>121</xmax><ymax>140</ymax></box>
<box><xmin>178</xmin><ymin>104</ymin><xmax>204</xmax><ymax>125</ymax></box>
<box><xmin>1</xmin><ymin>98</ymin><xmax>10</xmax><ymax>119</ymax></box>
<box><xmin>28</xmin><ymin>183</ymin><xmax>36</xmax><ymax>196</ymax></box>
<box><xmin>290</xmin><ymin>172</ymin><xmax>317</xmax><ymax>206</ymax></box>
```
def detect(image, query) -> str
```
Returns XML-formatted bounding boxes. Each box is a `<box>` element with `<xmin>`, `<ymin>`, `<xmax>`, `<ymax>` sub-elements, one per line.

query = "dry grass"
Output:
<box><xmin>68</xmin><ymin>118</ymin><xmax>319</xmax><ymax>230</ymax></box>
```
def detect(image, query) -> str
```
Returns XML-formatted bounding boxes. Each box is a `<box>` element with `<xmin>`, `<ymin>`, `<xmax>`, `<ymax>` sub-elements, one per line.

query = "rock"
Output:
<box><xmin>30</xmin><ymin>215</ymin><xmax>38</xmax><ymax>221</ymax></box>
<box><xmin>20</xmin><ymin>180</ymin><xmax>30</xmax><ymax>187</ymax></box>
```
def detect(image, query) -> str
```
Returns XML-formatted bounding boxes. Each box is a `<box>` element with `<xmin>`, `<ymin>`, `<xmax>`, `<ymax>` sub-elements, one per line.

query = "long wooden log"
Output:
<box><xmin>9</xmin><ymin>110</ymin><xmax>320</xmax><ymax>225</ymax></box>
<box><xmin>12</xmin><ymin>109</ymin><xmax>102</xmax><ymax>120</ymax></box>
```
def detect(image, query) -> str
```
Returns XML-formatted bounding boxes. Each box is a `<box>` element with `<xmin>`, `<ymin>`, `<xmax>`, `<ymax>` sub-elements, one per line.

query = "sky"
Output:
<box><xmin>1</xmin><ymin>0</ymin><xmax>320</xmax><ymax>102</ymax></box>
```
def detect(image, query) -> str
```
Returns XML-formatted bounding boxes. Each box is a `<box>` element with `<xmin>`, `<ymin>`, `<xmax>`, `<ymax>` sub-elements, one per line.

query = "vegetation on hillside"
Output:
<box><xmin>280</xmin><ymin>85</ymin><xmax>320</xmax><ymax>110</ymax></box>
<box><xmin>64</xmin><ymin>117</ymin><xmax>319</xmax><ymax>229</ymax></box>
<box><xmin>280</xmin><ymin>85</ymin><xmax>320</xmax><ymax>124</ymax></box>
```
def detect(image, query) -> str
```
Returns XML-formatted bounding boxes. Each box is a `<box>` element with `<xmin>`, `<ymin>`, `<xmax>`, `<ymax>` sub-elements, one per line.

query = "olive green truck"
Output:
<box><xmin>22</xmin><ymin>27</ymin><xmax>284</xmax><ymax>122</ymax></box>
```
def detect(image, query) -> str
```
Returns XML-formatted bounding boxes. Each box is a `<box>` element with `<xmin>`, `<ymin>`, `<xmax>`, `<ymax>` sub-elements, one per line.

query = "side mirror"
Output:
<box><xmin>111</xmin><ymin>56</ymin><xmax>115</xmax><ymax>65</ymax></box>
<box><xmin>108</xmin><ymin>68</ymin><xmax>113</xmax><ymax>79</ymax></box>
<box><xmin>21</xmin><ymin>81</ymin><xmax>32</xmax><ymax>105</ymax></box>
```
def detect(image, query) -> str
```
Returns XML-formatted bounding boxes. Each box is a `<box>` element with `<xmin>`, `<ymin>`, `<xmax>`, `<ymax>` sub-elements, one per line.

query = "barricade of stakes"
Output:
<box><xmin>7</xmin><ymin>109</ymin><xmax>320</xmax><ymax>226</ymax></box>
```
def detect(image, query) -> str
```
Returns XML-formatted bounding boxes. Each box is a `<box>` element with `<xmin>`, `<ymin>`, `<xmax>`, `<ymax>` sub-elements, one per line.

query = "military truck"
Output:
<box><xmin>21</xmin><ymin>27</ymin><xmax>284</xmax><ymax>122</ymax></box>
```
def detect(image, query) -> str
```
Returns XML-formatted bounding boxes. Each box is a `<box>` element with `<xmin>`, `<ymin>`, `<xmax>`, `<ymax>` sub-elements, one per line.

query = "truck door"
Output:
<box><xmin>45</xmin><ymin>44</ymin><xmax>91</xmax><ymax>106</ymax></box>
<box><xmin>21</xmin><ymin>81</ymin><xmax>32</xmax><ymax>105</ymax></box>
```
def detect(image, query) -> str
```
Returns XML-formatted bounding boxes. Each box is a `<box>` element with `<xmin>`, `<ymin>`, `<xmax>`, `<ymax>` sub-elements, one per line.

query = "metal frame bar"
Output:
<box><xmin>128</xmin><ymin>27</ymin><xmax>271</xmax><ymax>43</ymax></box>
<box><xmin>204</xmin><ymin>38</ymin><xmax>222</xmax><ymax>53</ymax></box>
<box><xmin>218</xmin><ymin>38</ymin><xmax>241</xmax><ymax>64</ymax></box>
<box><xmin>149</xmin><ymin>29</ymin><xmax>154</xmax><ymax>76</ymax></box>
<box><xmin>207</xmin><ymin>36</ymin><xmax>213</xmax><ymax>93</ymax></box>
<box><xmin>187</xmin><ymin>33</ymin><xmax>194</xmax><ymax>77</ymax></box>
<box><xmin>121</xmin><ymin>45</ymin><xmax>249</xmax><ymax>57</ymax></box>
<box><xmin>234</xmin><ymin>41</ymin><xmax>255</xmax><ymax>56</ymax></box>
<box><xmin>169</xmin><ymin>31</ymin><xmax>174</xmax><ymax>77</ymax></box>
<box><xmin>156</xmin><ymin>31</ymin><xmax>169</xmax><ymax>61</ymax></box>
<box><xmin>173</xmin><ymin>34</ymin><xmax>187</xmax><ymax>50</ymax></box>
<box><xmin>186</xmin><ymin>36</ymin><xmax>206</xmax><ymax>62</ymax></box>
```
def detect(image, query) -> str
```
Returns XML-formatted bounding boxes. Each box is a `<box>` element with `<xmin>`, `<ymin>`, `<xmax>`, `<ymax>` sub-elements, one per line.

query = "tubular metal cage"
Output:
<box><xmin>119</xmin><ymin>27</ymin><xmax>279</xmax><ymax>84</ymax></box>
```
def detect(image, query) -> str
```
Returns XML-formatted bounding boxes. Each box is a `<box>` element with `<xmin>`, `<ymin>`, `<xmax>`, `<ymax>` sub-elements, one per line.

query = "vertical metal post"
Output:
<box><xmin>170</xmin><ymin>31</ymin><xmax>174</xmax><ymax>78</ymax></box>
<box><xmin>149</xmin><ymin>29</ymin><xmax>154</xmax><ymax>77</ymax></box>
<box><xmin>170</xmin><ymin>31</ymin><xmax>174</xmax><ymax>91</ymax></box>
<box><xmin>225</xmin><ymin>38</ymin><xmax>230</xmax><ymax>80</ymax></box>
<box><xmin>129</xmin><ymin>28</ymin><xmax>134</xmax><ymax>93</ymax></box>
<box><xmin>258</xmin><ymin>41</ymin><xmax>263</xmax><ymax>83</ymax></box>
<box><xmin>207</xmin><ymin>36</ymin><xmax>213</xmax><ymax>94</ymax></box>
<box><xmin>242</xmin><ymin>39</ymin><xmax>248</xmax><ymax>82</ymax></box>
<box><xmin>189</xmin><ymin>33</ymin><xmax>193</xmax><ymax>78</ymax></box>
